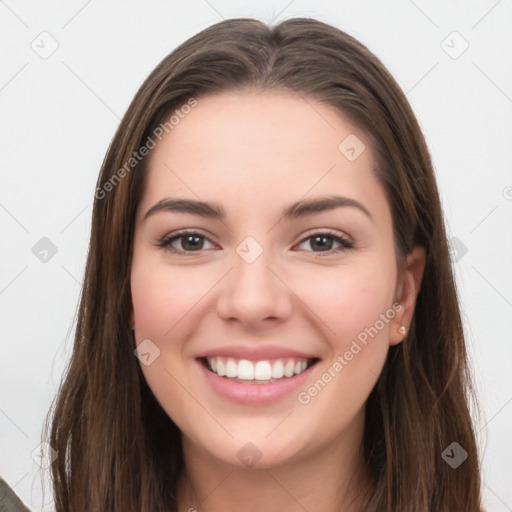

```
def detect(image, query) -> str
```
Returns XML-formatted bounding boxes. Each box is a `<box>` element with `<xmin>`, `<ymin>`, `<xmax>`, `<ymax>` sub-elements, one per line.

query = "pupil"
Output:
<box><xmin>183</xmin><ymin>235</ymin><xmax>202</xmax><ymax>250</ymax></box>
<box><xmin>312</xmin><ymin>235</ymin><xmax>332</xmax><ymax>251</ymax></box>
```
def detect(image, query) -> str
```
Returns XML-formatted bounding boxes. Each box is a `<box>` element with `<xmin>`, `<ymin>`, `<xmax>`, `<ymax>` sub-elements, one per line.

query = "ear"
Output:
<box><xmin>389</xmin><ymin>246</ymin><xmax>426</xmax><ymax>346</ymax></box>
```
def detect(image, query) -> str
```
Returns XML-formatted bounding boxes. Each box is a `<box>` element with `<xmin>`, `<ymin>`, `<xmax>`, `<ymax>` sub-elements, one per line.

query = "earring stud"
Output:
<box><xmin>398</xmin><ymin>325</ymin><xmax>406</xmax><ymax>335</ymax></box>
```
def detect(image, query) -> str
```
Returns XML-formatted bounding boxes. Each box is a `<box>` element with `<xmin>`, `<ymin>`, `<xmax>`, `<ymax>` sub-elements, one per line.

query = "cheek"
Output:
<box><xmin>292</xmin><ymin>272</ymin><xmax>393</xmax><ymax>437</ymax></box>
<box><xmin>131</xmin><ymin>260</ymin><xmax>212</xmax><ymax>338</ymax></box>
<box><xmin>130</xmin><ymin>260</ymin><xmax>205</xmax><ymax>430</ymax></box>
<box><xmin>130</xmin><ymin>259</ymin><xmax>215</xmax><ymax>414</ymax></box>
<box><xmin>291</xmin><ymin>261</ymin><xmax>396</xmax><ymax>348</ymax></box>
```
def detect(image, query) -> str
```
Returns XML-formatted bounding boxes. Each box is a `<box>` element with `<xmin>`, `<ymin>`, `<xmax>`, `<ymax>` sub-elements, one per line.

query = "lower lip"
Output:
<box><xmin>196</xmin><ymin>359</ymin><xmax>317</xmax><ymax>405</ymax></box>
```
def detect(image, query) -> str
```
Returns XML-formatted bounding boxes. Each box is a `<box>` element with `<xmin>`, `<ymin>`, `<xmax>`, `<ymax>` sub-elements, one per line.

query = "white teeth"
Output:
<box><xmin>284</xmin><ymin>360</ymin><xmax>295</xmax><ymax>377</ymax></box>
<box><xmin>205</xmin><ymin>356</ymin><xmax>313</xmax><ymax>381</ymax></box>
<box><xmin>225</xmin><ymin>358</ymin><xmax>237</xmax><ymax>378</ymax></box>
<box><xmin>237</xmin><ymin>359</ymin><xmax>254</xmax><ymax>380</ymax></box>
<box><xmin>271</xmin><ymin>360</ymin><xmax>284</xmax><ymax>379</ymax></box>
<box><xmin>254</xmin><ymin>361</ymin><xmax>271</xmax><ymax>380</ymax></box>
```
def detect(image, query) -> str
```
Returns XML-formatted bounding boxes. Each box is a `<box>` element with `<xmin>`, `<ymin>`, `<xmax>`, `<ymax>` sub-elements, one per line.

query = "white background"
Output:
<box><xmin>1</xmin><ymin>1</ymin><xmax>511</xmax><ymax>510</ymax></box>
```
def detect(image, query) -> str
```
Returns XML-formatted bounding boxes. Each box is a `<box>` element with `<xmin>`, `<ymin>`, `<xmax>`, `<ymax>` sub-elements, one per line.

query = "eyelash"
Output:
<box><xmin>157</xmin><ymin>229</ymin><xmax>354</xmax><ymax>257</ymax></box>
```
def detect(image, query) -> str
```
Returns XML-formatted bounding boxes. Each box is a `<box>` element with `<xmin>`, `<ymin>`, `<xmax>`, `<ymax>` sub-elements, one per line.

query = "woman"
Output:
<box><xmin>43</xmin><ymin>17</ymin><xmax>483</xmax><ymax>511</ymax></box>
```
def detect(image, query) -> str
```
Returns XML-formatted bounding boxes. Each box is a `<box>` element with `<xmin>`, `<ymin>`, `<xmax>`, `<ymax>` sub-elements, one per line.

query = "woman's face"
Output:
<box><xmin>131</xmin><ymin>90</ymin><xmax>421</xmax><ymax>469</ymax></box>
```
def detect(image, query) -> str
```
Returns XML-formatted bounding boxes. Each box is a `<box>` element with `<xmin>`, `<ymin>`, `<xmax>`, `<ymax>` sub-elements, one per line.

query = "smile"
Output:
<box><xmin>202</xmin><ymin>356</ymin><xmax>317</xmax><ymax>383</ymax></box>
<box><xmin>197</xmin><ymin>356</ymin><xmax>320</xmax><ymax>404</ymax></box>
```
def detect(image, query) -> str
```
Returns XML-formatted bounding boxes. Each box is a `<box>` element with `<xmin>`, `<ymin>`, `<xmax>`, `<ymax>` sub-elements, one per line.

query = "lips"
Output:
<box><xmin>194</xmin><ymin>345</ymin><xmax>321</xmax><ymax>403</ymax></box>
<box><xmin>195</xmin><ymin>345</ymin><xmax>320</xmax><ymax>382</ymax></box>
<box><xmin>196</xmin><ymin>356</ymin><xmax>319</xmax><ymax>404</ymax></box>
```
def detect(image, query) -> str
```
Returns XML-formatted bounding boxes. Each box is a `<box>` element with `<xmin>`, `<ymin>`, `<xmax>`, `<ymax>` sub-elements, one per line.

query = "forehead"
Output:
<box><xmin>151</xmin><ymin>90</ymin><xmax>365</xmax><ymax>165</ymax></box>
<box><xmin>138</xmin><ymin>91</ymin><xmax>389</xmax><ymax>226</ymax></box>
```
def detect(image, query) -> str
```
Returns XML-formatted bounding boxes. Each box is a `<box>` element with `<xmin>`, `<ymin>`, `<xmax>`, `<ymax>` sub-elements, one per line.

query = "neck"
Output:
<box><xmin>176</xmin><ymin>410</ymin><xmax>371</xmax><ymax>512</ymax></box>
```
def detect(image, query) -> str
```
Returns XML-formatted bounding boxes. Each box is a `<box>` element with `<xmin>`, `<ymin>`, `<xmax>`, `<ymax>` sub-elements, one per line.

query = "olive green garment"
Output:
<box><xmin>0</xmin><ymin>477</ymin><xmax>31</xmax><ymax>512</ymax></box>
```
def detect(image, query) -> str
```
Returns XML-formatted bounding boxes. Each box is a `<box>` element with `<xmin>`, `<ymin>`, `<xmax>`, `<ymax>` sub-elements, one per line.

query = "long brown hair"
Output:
<box><xmin>44</xmin><ymin>17</ymin><xmax>483</xmax><ymax>511</ymax></box>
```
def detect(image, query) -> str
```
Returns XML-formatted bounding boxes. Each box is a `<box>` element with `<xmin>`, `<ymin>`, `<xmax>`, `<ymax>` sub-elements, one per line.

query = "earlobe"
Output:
<box><xmin>389</xmin><ymin>246</ymin><xmax>426</xmax><ymax>346</ymax></box>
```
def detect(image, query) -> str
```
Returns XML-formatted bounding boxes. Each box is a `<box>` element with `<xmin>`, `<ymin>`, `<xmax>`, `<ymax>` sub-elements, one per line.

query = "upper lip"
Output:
<box><xmin>196</xmin><ymin>345</ymin><xmax>319</xmax><ymax>361</ymax></box>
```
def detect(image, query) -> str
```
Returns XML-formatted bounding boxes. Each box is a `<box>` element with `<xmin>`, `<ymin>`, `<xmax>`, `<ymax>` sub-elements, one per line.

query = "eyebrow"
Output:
<box><xmin>142</xmin><ymin>195</ymin><xmax>373</xmax><ymax>223</ymax></box>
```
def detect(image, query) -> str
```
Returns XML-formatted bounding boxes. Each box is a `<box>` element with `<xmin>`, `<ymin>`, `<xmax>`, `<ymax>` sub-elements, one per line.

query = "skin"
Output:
<box><xmin>130</xmin><ymin>90</ymin><xmax>425</xmax><ymax>512</ymax></box>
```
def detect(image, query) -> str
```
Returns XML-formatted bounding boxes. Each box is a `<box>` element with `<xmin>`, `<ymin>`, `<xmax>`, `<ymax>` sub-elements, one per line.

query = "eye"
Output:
<box><xmin>157</xmin><ymin>229</ymin><xmax>354</xmax><ymax>256</ymax></box>
<box><xmin>295</xmin><ymin>230</ymin><xmax>354</xmax><ymax>256</ymax></box>
<box><xmin>158</xmin><ymin>230</ymin><xmax>217</xmax><ymax>253</ymax></box>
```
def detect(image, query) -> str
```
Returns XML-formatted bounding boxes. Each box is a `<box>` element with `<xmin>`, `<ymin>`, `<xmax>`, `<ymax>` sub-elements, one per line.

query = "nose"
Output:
<box><xmin>216</xmin><ymin>247</ymin><xmax>293</xmax><ymax>329</ymax></box>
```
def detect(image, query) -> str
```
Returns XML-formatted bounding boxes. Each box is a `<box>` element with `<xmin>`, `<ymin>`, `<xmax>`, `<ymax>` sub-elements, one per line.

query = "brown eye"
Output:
<box><xmin>158</xmin><ymin>231</ymin><xmax>216</xmax><ymax>253</ymax></box>
<box><xmin>310</xmin><ymin>234</ymin><xmax>335</xmax><ymax>251</ymax></box>
<box><xmin>178</xmin><ymin>234</ymin><xmax>204</xmax><ymax>251</ymax></box>
<box><xmin>296</xmin><ymin>231</ymin><xmax>354</xmax><ymax>256</ymax></box>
